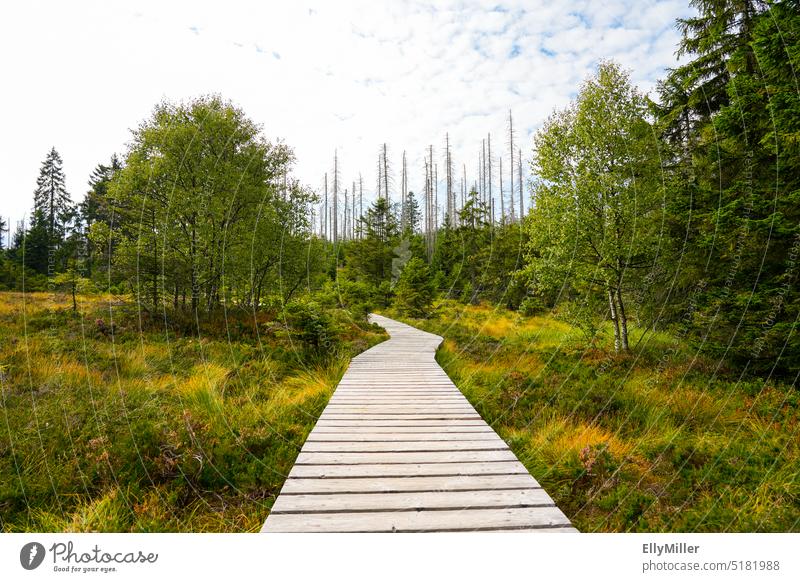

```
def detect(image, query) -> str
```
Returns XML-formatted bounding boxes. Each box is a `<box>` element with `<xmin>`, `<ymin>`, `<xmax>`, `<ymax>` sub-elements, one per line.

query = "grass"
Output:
<box><xmin>390</xmin><ymin>300</ymin><xmax>800</xmax><ymax>532</ymax></box>
<box><xmin>0</xmin><ymin>291</ymin><xmax>385</xmax><ymax>532</ymax></box>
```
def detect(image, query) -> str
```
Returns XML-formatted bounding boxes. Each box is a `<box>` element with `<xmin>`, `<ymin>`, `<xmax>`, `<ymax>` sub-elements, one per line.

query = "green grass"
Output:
<box><xmin>0</xmin><ymin>291</ymin><xmax>385</xmax><ymax>532</ymax></box>
<box><xmin>390</xmin><ymin>300</ymin><xmax>800</xmax><ymax>532</ymax></box>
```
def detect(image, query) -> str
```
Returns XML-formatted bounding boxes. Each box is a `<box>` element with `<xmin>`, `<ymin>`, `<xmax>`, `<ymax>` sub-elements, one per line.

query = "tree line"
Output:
<box><xmin>1</xmin><ymin>0</ymin><xmax>797</xmax><ymax>378</ymax></box>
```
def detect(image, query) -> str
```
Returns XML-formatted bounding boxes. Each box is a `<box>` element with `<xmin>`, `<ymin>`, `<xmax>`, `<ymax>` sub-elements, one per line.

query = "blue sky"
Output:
<box><xmin>0</xmin><ymin>0</ymin><xmax>694</xmax><ymax>236</ymax></box>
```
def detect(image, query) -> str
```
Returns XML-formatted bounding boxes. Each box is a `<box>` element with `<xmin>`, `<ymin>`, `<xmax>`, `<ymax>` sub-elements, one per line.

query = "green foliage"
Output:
<box><xmin>283</xmin><ymin>299</ymin><xmax>338</xmax><ymax>359</ymax></box>
<box><xmin>106</xmin><ymin>95</ymin><xmax>317</xmax><ymax>312</ymax></box>
<box><xmin>345</xmin><ymin>197</ymin><xmax>399</xmax><ymax>288</ymax></box>
<box><xmin>656</xmin><ymin>0</ymin><xmax>800</xmax><ymax>376</ymax></box>
<box><xmin>393</xmin><ymin>257</ymin><xmax>436</xmax><ymax>318</ymax></box>
<box><xmin>32</xmin><ymin>147</ymin><xmax>74</xmax><ymax>248</ymax></box>
<box><xmin>525</xmin><ymin>61</ymin><xmax>665</xmax><ymax>352</ymax></box>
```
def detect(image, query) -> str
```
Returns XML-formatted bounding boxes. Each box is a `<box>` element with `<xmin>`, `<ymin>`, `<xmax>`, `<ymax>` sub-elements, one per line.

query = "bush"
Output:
<box><xmin>519</xmin><ymin>296</ymin><xmax>548</xmax><ymax>316</ymax></box>
<box><xmin>283</xmin><ymin>300</ymin><xmax>338</xmax><ymax>358</ymax></box>
<box><xmin>317</xmin><ymin>279</ymin><xmax>376</xmax><ymax>321</ymax></box>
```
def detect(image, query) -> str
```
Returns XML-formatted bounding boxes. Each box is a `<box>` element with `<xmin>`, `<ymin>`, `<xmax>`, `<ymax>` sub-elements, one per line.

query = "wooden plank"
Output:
<box><xmin>318</xmin><ymin>414</ymin><xmax>482</xmax><ymax>420</ymax></box>
<box><xmin>301</xmin><ymin>440</ymin><xmax>507</xmax><ymax>452</ymax></box>
<box><xmin>323</xmin><ymin>409</ymin><xmax>476</xmax><ymax>414</ymax></box>
<box><xmin>306</xmin><ymin>431</ymin><xmax>500</xmax><ymax>441</ymax></box>
<box><xmin>295</xmin><ymin>450</ymin><xmax>517</xmax><ymax>465</ymax></box>
<box><xmin>278</xmin><ymin>473</ymin><xmax>542</xmax><ymax>494</ymax></box>
<box><xmin>271</xmin><ymin>489</ymin><xmax>555</xmax><ymax>514</ymax></box>
<box><xmin>313</xmin><ymin>420</ymin><xmax>489</xmax><ymax>428</ymax></box>
<box><xmin>287</xmin><ymin>460</ymin><xmax>530</xmax><ymax>478</ymax></box>
<box><xmin>261</xmin><ymin>506</ymin><xmax>573</xmax><ymax>533</ymax></box>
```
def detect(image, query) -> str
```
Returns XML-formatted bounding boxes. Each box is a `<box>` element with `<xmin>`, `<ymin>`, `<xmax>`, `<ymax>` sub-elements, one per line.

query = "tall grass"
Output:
<box><xmin>394</xmin><ymin>300</ymin><xmax>800</xmax><ymax>532</ymax></box>
<box><xmin>0</xmin><ymin>292</ymin><xmax>383</xmax><ymax>532</ymax></box>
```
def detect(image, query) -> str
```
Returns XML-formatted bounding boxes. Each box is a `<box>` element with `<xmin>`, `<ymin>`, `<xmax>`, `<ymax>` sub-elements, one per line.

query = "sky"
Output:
<box><xmin>0</xmin><ymin>0</ymin><xmax>694</xmax><ymax>240</ymax></box>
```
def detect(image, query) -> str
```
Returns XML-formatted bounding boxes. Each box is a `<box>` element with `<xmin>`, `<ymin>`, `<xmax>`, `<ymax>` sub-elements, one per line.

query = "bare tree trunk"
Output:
<box><xmin>462</xmin><ymin>163</ymin><xmax>466</xmax><ymax>214</ymax></box>
<box><xmin>499</xmin><ymin>157</ymin><xmax>505</xmax><ymax>225</ymax></box>
<box><xmin>424</xmin><ymin>158</ymin><xmax>430</xmax><ymax>257</ymax></box>
<box><xmin>518</xmin><ymin>147</ymin><xmax>524</xmax><ymax>220</ymax></box>
<box><xmin>434</xmin><ymin>163</ymin><xmax>439</xmax><ymax>238</ymax></box>
<box><xmin>616</xmin><ymin>287</ymin><xmax>629</xmax><ymax>351</ymax></box>
<box><xmin>324</xmin><ymin>173</ymin><xmax>328</xmax><ymax>239</ymax></box>
<box><xmin>401</xmin><ymin>151</ymin><xmax>407</xmax><ymax>230</ymax></box>
<box><xmin>333</xmin><ymin>151</ymin><xmax>339</xmax><ymax>249</ymax></box>
<box><xmin>607</xmin><ymin>287</ymin><xmax>621</xmax><ymax>352</ymax></box>
<box><xmin>487</xmin><ymin>133</ymin><xmax>492</xmax><ymax>217</ymax></box>
<box><xmin>481</xmin><ymin>138</ymin><xmax>486</xmax><ymax>206</ymax></box>
<box><xmin>344</xmin><ymin>188</ymin><xmax>349</xmax><ymax>242</ymax></box>
<box><xmin>508</xmin><ymin>109</ymin><xmax>515</xmax><ymax>222</ymax></box>
<box><xmin>359</xmin><ymin>174</ymin><xmax>363</xmax><ymax>239</ymax></box>
<box><xmin>383</xmin><ymin>143</ymin><xmax>389</xmax><ymax>204</ymax></box>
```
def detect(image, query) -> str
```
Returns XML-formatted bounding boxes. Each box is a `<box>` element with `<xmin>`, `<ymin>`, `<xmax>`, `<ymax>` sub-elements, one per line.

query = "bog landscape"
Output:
<box><xmin>0</xmin><ymin>0</ymin><xmax>798</xmax><ymax>533</ymax></box>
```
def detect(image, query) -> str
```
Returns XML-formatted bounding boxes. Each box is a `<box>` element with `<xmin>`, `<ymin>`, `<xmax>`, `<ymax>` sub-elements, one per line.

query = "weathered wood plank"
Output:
<box><xmin>271</xmin><ymin>489</ymin><xmax>555</xmax><ymax>513</ymax></box>
<box><xmin>262</xmin><ymin>506</ymin><xmax>572</xmax><ymax>533</ymax></box>
<box><xmin>295</xmin><ymin>450</ymin><xmax>517</xmax><ymax>464</ymax></box>
<box><xmin>278</xmin><ymin>474</ymin><xmax>542</xmax><ymax>494</ymax></box>
<box><xmin>306</xmin><ymin>431</ymin><xmax>500</xmax><ymax>441</ymax></box>
<box><xmin>301</xmin><ymin>440</ymin><xmax>508</xmax><ymax>452</ymax></box>
<box><xmin>313</xmin><ymin>419</ymin><xmax>489</xmax><ymax>428</ymax></box>
<box><xmin>287</xmin><ymin>460</ymin><xmax>530</xmax><ymax>478</ymax></box>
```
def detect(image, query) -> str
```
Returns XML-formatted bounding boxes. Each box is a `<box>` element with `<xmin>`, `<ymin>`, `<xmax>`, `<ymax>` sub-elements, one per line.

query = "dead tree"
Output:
<box><xmin>482</xmin><ymin>138</ymin><xmax>487</xmax><ymax>206</ymax></box>
<box><xmin>499</xmin><ymin>156</ymin><xmax>504</xmax><ymax>225</ymax></box>
<box><xmin>401</xmin><ymin>150</ymin><xmax>407</xmax><ymax>230</ymax></box>
<box><xmin>462</xmin><ymin>163</ymin><xmax>467</xmax><ymax>214</ymax></box>
<box><xmin>344</xmin><ymin>188</ymin><xmax>349</xmax><ymax>241</ymax></box>
<box><xmin>487</xmin><ymin>133</ymin><xmax>492</xmax><ymax>220</ymax></box>
<box><xmin>445</xmin><ymin>133</ymin><xmax>455</xmax><ymax>227</ymax></box>
<box><xmin>424</xmin><ymin>157</ymin><xmax>431</xmax><ymax>258</ymax></box>
<box><xmin>518</xmin><ymin>147</ymin><xmax>524</xmax><ymax>220</ymax></box>
<box><xmin>434</xmin><ymin>162</ymin><xmax>439</xmax><ymax>238</ymax></box>
<box><xmin>383</xmin><ymin>143</ymin><xmax>390</xmax><ymax>205</ymax></box>
<box><xmin>508</xmin><ymin>109</ymin><xmax>516</xmax><ymax>222</ymax></box>
<box><xmin>359</xmin><ymin>174</ymin><xmax>364</xmax><ymax>239</ymax></box>
<box><xmin>333</xmin><ymin>150</ymin><xmax>339</xmax><ymax>247</ymax></box>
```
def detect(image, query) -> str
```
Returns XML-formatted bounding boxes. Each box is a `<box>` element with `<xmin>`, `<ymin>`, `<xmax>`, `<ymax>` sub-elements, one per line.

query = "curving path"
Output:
<box><xmin>261</xmin><ymin>314</ymin><xmax>577</xmax><ymax>532</ymax></box>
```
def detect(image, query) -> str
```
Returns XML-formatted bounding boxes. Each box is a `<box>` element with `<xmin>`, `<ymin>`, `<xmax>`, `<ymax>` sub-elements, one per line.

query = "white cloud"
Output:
<box><xmin>0</xmin><ymin>0</ymin><xmax>694</xmax><ymax>232</ymax></box>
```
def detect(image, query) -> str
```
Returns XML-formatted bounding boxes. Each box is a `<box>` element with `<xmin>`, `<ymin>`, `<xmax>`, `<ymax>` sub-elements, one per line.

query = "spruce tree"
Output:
<box><xmin>402</xmin><ymin>191</ymin><xmax>421</xmax><ymax>234</ymax></box>
<box><xmin>33</xmin><ymin>147</ymin><xmax>73</xmax><ymax>243</ymax></box>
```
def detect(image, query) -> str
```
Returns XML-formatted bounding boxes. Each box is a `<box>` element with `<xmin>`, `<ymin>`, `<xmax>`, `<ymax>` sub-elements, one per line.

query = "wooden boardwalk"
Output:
<box><xmin>261</xmin><ymin>314</ymin><xmax>577</xmax><ymax>533</ymax></box>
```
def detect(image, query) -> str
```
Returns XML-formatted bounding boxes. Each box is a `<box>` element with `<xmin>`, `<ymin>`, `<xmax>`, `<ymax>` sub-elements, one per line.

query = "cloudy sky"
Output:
<box><xmin>0</xmin><ymin>0</ymin><xmax>694</xmax><ymax>235</ymax></box>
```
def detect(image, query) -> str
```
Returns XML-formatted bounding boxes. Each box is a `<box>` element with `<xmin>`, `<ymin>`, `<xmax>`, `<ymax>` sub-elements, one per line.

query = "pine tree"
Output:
<box><xmin>33</xmin><ymin>147</ymin><xmax>73</xmax><ymax>243</ymax></box>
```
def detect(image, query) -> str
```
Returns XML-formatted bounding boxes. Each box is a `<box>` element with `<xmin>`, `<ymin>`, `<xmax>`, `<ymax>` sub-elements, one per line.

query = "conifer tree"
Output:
<box><xmin>33</xmin><ymin>147</ymin><xmax>73</xmax><ymax>243</ymax></box>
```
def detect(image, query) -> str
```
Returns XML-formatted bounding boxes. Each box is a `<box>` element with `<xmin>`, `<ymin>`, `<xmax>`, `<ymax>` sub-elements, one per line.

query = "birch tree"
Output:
<box><xmin>525</xmin><ymin>61</ymin><xmax>665</xmax><ymax>352</ymax></box>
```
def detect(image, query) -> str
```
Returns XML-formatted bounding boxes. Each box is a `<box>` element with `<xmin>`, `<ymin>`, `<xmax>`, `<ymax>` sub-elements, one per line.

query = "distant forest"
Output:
<box><xmin>2</xmin><ymin>0</ymin><xmax>798</xmax><ymax>378</ymax></box>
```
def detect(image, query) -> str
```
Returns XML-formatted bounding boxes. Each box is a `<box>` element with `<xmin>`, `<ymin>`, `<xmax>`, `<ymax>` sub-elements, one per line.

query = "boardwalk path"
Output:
<box><xmin>261</xmin><ymin>314</ymin><xmax>577</xmax><ymax>532</ymax></box>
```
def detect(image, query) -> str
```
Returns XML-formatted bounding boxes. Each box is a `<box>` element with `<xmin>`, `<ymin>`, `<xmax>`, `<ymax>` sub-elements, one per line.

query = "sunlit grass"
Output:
<box><xmin>0</xmin><ymin>291</ymin><xmax>384</xmax><ymax>532</ymax></box>
<box><xmin>393</xmin><ymin>299</ymin><xmax>800</xmax><ymax>532</ymax></box>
